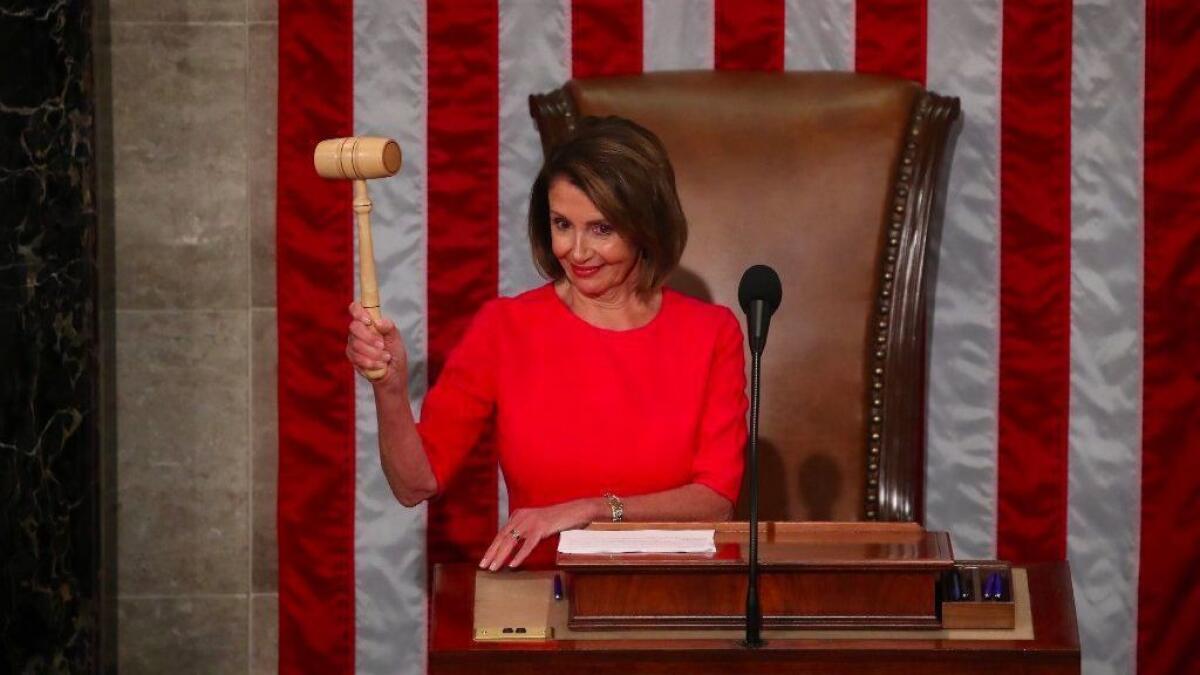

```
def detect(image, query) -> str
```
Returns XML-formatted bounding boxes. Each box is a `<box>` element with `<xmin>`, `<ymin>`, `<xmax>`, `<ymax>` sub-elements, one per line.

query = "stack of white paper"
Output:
<box><xmin>557</xmin><ymin>529</ymin><xmax>717</xmax><ymax>554</ymax></box>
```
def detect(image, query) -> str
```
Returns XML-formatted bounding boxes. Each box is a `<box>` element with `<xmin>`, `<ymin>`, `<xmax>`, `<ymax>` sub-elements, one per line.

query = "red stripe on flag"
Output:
<box><xmin>276</xmin><ymin>1</ymin><xmax>355</xmax><ymax>673</ymax></box>
<box><xmin>426</xmin><ymin>0</ymin><xmax>501</xmax><ymax>565</ymax></box>
<box><xmin>995</xmin><ymin>0</ymin><xmax>1072</xmax><ymax>564</ymax></box>
<box><xmin>855</xmin><ymin>0</ymin><xmax>927</xmax><ymax>83</ymax></box>
<box><xmin>1141</xmin><ymin>3</ymin><xmax>1200</xmax><ymax>672</ymax></box>
<box><xmin>572</xmin><ymin>0</ymin><xmax>643</xmax><ymax>77</ymax></box>
<box><xmin>715</xmin><ymin>0</ymin><xmax>785</xmax><ymax>71</ymax></box>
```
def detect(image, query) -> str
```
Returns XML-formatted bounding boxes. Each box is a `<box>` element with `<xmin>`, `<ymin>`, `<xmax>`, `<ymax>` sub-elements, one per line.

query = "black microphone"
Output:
<box><xmin>738</xmin><ymin>265</ymin><xmax>783</xmax><ymax>354</ymax></box>
<box><xmin>736</xmin><ymin>264</ymin><xmax>782</xmax><ymax>649</ymax></box>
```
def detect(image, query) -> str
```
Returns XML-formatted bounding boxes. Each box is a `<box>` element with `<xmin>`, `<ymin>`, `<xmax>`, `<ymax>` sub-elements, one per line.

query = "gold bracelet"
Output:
<box><xmin>602</xmin><ymin>492</ymin><xmax>624</xmax><ymax>523</ymax></box>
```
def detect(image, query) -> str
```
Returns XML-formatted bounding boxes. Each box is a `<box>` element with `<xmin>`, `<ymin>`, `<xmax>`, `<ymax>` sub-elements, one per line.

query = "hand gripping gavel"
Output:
<box><xmin>314</xmin><ymin>136</ymin><xmax>402</xmax><ymax>381</ymax></box>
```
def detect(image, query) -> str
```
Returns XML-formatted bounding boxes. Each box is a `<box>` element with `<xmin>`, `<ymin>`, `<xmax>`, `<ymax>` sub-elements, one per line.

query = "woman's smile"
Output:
<box><xmin>570</xmin><ymin>263</ymin><xmax>602</xmax><ymax>278</ymax></box>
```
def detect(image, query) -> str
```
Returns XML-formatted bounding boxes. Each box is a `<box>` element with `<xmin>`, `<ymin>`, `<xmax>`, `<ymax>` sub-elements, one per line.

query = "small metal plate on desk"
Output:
<box><xmin>473</xmin><ymin>571</ymin><xmax>559</xmax><ymax>641</ymax></box>
<box><xmin>474</xmin><ymin>626</ymin><xmax>553</xmax><ymax>641</ymax></box>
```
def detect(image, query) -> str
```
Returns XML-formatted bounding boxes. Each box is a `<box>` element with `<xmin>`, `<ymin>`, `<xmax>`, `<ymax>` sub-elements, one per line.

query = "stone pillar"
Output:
<box><xmin>100</xmin><ymin>0</ymin><xmax>280</xmax><ymax>671</ymax></box>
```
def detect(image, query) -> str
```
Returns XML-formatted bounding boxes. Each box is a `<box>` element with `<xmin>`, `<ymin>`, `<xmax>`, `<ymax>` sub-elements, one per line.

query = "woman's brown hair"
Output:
<box><xmin>528</xmin><ymin>116</ymin><xmax>688</xmax><ymax>297</ymax></box>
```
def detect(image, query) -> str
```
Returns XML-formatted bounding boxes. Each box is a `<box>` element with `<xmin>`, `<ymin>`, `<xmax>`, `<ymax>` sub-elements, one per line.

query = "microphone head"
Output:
<box><xmin>738</xmin><ymin>265</ymin><xmax>783</xmax><ymax>315</ymax></box>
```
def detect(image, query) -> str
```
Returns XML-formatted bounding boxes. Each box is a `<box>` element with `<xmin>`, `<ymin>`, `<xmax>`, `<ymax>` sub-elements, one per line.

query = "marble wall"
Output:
<box><xmin>1</xmin><ymin>2</ymin><xmax>104</xmax><ymax>671</ymax></box>
<box><xmin>100</xmin><ymin>0</ymin><xmax>280</xmax><ymax>671</ymax></box>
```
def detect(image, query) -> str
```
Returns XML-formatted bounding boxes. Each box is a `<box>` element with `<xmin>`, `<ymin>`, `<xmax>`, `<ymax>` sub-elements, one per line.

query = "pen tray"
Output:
<box><xmin>940</xmin><ymin>560</ymin><xmax>1015</xmax><ymax>629</ymax></box>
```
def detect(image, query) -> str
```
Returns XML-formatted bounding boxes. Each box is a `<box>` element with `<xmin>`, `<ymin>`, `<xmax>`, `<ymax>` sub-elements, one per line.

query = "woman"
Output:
<box><xmin>346</xmin><ymin>116</ymin><xmax>748</xmax><ymax>571</ymax></box>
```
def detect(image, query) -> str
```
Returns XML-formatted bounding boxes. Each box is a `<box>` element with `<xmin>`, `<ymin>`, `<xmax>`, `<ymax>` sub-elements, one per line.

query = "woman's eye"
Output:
<box><xmin>552</xmin><ymin>218</ymin><xmax>569</xmax><ymax>230</ymax></box>
<box><xmin>593</xmin><ymin>222</ymin><xmax>613</xmax><ymax>236</ymax></box>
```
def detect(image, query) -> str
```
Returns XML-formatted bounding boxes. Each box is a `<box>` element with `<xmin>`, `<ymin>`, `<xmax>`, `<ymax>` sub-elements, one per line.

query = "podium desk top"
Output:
<box><xmin>429</xmin><ymin>561</ymin><xmax>1080</xmax><ymax>675</ymax></box>
<box><xmin>558</xmin><ymin>521</ymin><xmax>953</xmax><ymax>570</ymax></box>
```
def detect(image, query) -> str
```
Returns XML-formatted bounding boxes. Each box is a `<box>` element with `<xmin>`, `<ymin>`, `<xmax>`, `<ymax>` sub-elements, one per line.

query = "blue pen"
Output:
<box><xmin>553</xmin><ymin>574</ymin><xmax>563</xmax><ymax>601</ymax></box>
<box><xmin>947</xmin><ymin>570</ymin><xmax>963</xmax><ymax>601</ymax></box>
<box><xmin>984</xmin><ymin>572</ymin><xmax>1002</xmax><ymax>600</ymax></box>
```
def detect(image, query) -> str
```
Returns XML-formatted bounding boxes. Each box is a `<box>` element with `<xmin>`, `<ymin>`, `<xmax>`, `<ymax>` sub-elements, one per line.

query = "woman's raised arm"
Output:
<box><xmin>346</xmin><ymin>301</ymin><xmax>438</xmax><ymax>506</ymax></box>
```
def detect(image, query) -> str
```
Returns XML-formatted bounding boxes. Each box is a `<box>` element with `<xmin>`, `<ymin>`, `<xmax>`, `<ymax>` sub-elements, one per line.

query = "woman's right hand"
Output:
<box><xmin>346</xmin><ymin>301</ymin><xmax>408</xmax><ymax>386</ymax></box>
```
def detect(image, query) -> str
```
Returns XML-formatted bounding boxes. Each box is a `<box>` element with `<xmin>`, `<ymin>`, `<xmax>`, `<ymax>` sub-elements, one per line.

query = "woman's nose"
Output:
<box><xmin>570</xmin><ymin>233</ymin><xmax>591</xmax><ymax>261</ymax></box>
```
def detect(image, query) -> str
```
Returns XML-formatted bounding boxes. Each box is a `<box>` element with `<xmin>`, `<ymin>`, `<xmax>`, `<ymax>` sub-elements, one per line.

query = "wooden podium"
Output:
<box><xmin>563</xmin><ymin>522</ymin><xmax>954</xmax><ymax>630</ymax></box>
<box><xmin>429</xmin><ymin>522</ymin><xmax>1080</xmax><ymax>674</ymax></box>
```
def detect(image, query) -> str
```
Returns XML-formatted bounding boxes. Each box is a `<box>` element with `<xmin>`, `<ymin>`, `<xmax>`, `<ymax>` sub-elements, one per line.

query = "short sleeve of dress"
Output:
<box><xmin>417</xmin><ymin>301</ymin><xmax>500</xmax><ymax>494</ymax></box>
<box><xmin>691</xmin><ymin>308</ymin><xmax>749</xmax><ymax>503</ymax></box>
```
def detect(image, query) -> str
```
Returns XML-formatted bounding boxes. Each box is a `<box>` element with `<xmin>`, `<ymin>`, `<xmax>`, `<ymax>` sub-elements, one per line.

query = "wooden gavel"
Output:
<box><xmin>314</xmin><ymin>136</ymin><xmax>402</xmax><ymax>381</ymax></box>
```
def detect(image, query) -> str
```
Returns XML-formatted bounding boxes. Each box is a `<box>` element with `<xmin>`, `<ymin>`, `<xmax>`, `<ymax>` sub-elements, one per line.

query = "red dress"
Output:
<box><xmin>417</xmin><ymin>283</ymin><xmax>748</xmax><ymax>512</ymax></box>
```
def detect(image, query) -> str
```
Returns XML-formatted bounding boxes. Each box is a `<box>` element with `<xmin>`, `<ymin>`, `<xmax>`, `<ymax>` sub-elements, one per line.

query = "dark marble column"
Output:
<box><xmin>0</xmin><ymin>1</ymin><xmax>107</xmax><ymax>672</ymax></box>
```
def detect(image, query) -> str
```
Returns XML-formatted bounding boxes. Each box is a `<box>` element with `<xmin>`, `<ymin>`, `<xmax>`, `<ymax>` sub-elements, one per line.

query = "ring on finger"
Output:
<box><xmin>510</xmin><ymin>530</ymin><xmax>522</xmax><ymax>540</ymax></box>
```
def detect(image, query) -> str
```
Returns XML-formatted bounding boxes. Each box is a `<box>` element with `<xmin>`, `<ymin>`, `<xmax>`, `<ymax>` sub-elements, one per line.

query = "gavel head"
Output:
<box><xmin>313</xmin><ymin>136</ymin><xmax>402</xmax><ymax>180</ymax></box>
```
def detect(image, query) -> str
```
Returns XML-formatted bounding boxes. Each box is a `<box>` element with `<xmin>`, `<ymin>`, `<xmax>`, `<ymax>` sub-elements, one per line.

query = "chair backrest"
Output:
<box><xmin>530</xmin><ymin>71</ymin><xmax>960</xmax><ymax>522</ymax></box>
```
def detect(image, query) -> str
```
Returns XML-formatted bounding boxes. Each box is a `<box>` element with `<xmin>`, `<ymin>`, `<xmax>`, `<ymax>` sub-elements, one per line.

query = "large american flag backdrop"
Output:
<box><xmin>275</xmin><ymin>1</ymin><xmax>1199</xmax><ymax>673</ymax></box>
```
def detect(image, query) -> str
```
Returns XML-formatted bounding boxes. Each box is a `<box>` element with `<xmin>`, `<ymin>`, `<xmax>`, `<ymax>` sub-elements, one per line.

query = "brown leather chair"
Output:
<box><xmin>530</xmin><ymin>71</ymin><xmax>960</xmax><ymax>523</ymax></box>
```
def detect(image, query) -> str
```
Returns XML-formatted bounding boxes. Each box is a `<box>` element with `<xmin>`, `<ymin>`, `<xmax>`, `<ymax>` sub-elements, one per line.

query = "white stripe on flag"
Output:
<box><xmin>1067</xmin><ymin>1</ymin><xmax>1144</xmax><ymax>673</ymax></box>
<box><xmin>499</xmin><ymin>0</ymin><xmax>567</xmax><ymax>300</ymax></box>
<box><xmin>499</xmin><ymin>0</ymin><xmax>570</xmax><ymax>526</ymax></box>
<box><xmin>924</xmin><ymin>0</ymin><xmax>1002</xmax><ymax>560</ymax></box>
<box><xmin>353</xmin><ymin>1</ymin><xmax>429</xmax><ymax>672</ymax></box>
<box><xmin>784</xmin><ymin>0</ymin><xmax>854</xmax><ymax>71</ymax></box>
<box><xmin>644</xmin><ymin>0</ymin><xmax>715</xmax><ymax>71</ymax></box>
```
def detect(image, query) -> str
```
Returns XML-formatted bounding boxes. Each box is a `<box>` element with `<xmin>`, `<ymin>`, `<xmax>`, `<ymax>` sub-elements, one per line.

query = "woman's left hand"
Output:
<box><xmin>479</xmin><ymin>498</ymin><xmax>603</xmax><ymax>571</ymax></box>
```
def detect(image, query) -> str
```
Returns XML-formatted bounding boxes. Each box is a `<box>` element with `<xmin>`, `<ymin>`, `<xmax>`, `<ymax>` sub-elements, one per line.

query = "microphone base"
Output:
<box><xmin>740</xmin><ymin>638</ymin><xmax>767</xmax><ymax>649</ymax></box>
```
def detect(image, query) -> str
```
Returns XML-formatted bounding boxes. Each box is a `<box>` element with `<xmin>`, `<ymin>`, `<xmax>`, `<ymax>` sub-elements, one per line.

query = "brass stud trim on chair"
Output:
<box><xmin>864</xmin><ymin>94</ymin><xmax>936</xmax><ymax>521</ymax></box>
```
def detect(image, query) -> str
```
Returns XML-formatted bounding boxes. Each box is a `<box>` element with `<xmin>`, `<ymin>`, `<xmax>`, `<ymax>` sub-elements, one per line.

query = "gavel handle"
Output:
<box><xmin>354</xmin><ymin>179</ymin><xmax>388</xmax><ymax>381</ymax></box>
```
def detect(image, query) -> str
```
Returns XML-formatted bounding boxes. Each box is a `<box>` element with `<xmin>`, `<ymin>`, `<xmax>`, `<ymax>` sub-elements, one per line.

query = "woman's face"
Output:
<box><xmin>548</xmin><ymin>176</ymin><xmax>640</xmax><ymax>298</ymax></box>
